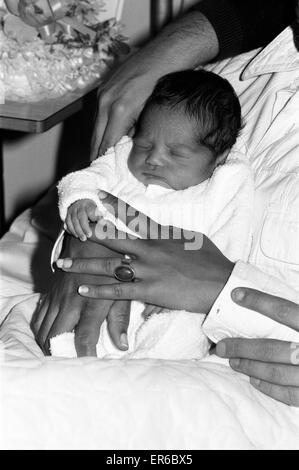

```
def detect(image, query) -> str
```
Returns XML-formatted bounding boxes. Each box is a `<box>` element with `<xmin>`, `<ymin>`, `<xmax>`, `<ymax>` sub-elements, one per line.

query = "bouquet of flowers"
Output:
<box><xmin>0</xmin><ymin>0</ymin><xmax>128</xmax><ymax>102</ymax></box>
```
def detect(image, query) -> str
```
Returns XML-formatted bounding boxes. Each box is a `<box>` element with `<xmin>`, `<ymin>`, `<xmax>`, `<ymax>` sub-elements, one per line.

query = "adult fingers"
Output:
<box><xmin>56</xmin><ymin>257</ymin><xmax>145</xmax><ymax>279</ymax></box>
<box><xmin>107</xmin><ymin>300</ymin><xmax>131</xmax><ymax>350</ymax></box>
<box><xmin>45</xmin><ymin>301</ymin><xmax>81</xmax><ymax>349</ymax></box>
<box><xmin>250</xmin><ymin>380</ymin><xmax>299</xmax><ymax>407</ymax></box>
<box><xmin>74</xmin><ymin>301</ymin><xmax>108</xmax><ymax>357</ymax></box>
<box><xmin>231</xmin><ymin>288</ymin><xmax>299</xmax><ymax>331</ymax></box>
<box><xmin>216</xmin><ymin>338</ymin><xmax>299</xmax><ymax>365</ymax></box>
<box><xmin>229</xmin><ymin>359</ymin><xmax>299</xmax><ymax>387</ymax></box>
<box><xmin>31</xmin><ymin>294</ymin><xmax>48</xmax><ymax>335</ymax></box>
<box><xmin>32</xmin><ymin>296</ymin><xmax>52</xmax><ymax>354</ymax></box>
<box><xmin>90</xmin><ymin>94</ymin><xmax>109</xmax><ymax>160</ymax></box>
<box><xmin>142</xmin><ymin>304</ymin><xmax>157</xmax><ymax>318</ymax></box>
<box><xmin>78</xmin><ymin>281</ymin><xmax>146</xmax><ymax>302</ymax></box>
<box><xmin>98</xmin><ymin>102</ymin><xmax>135</xmax><ymax>157</ymax></box>
<box><xmin>34</xmin><ymin>301</ymin><xmax>60</xmax><ymax>355</ymax></box>
<box><xmin>142</xmin><ymin>304</ymin><xmax>163</xmax><ymax>318</ymax></box>
<box><xmin>57</xmin><ymin>256</ymin><xmax>122</xmax><ymax>274</ymax></box>
<box><xmin>151</xmin><ymin>306</ymin><xmax>164</xmax><ymax>315</ymax></box>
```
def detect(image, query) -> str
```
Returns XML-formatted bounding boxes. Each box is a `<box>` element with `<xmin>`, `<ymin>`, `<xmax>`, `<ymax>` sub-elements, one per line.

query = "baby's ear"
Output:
<box><xmin>215</xmin><ymin>150</ymin><xmax>229</xmax><ymax>167</ymax></box>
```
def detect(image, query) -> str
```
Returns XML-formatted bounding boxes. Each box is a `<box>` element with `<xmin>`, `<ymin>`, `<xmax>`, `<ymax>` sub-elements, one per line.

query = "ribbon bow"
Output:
<box><xmin>4</xmin><ymin>0</ymin><xmax>96</xmax><ymax>43</ymax></box>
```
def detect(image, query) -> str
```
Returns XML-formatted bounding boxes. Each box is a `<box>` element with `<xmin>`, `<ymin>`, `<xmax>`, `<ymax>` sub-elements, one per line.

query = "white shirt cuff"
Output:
<box><xmin>202</xmin><ymin>261</ymin><xmax>299</xmax><ymax>343</ymax></box>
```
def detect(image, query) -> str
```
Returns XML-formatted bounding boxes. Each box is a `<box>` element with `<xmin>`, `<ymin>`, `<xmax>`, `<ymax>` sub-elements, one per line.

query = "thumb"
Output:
<box><xmin>107</xmin><ymin>300</ymin><xmax>130</xmax><ymax>350</ymax></box>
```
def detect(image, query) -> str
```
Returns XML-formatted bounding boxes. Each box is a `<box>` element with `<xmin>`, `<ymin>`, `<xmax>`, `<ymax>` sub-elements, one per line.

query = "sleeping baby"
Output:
<box><xmin>50</xmin><ymin>69</ymin><xmax>254</xmax><ymax>359</ymax></box>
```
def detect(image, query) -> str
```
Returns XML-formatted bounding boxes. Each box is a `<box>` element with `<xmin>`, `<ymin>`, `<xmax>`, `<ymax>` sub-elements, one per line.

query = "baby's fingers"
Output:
<box><xmin>66</xmin><ymin>213</ymin><xmax>78</xmax><ymax>238</ymax></box>
<box><xmin>72</xmin><ymin>213</ymin><xmax>88</xmax><ymax>241</ymax></box>
<box><xmin>87</xmin><ymin>204</ymin><xmax>100</xmax><ymax>223</ymax></box>
<box><xmin>78</xmin><ymin>210</ymin><xmax>92</xmax><ymax>239</ymax></box>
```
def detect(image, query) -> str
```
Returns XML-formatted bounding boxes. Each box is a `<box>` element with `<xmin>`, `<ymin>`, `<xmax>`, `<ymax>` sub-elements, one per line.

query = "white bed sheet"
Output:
<box><xmin>1</xmin><ymin>197</ymin><xmax>299</xmax><ymax>450</ymax></box>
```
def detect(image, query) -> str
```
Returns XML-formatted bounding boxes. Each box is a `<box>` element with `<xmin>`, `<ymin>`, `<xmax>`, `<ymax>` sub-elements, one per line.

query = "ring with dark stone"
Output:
<box><xmin>114</xmin><ymin>254</ymin><xmax>136</xmax><ymax>282</ymax></box>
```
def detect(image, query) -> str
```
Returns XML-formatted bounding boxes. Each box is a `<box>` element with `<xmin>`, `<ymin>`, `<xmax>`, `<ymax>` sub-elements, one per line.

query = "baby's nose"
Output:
<box><xmin>145</xmin><ymin>150</ymin><xmax>165</xmax><ymax>167</ymax></box>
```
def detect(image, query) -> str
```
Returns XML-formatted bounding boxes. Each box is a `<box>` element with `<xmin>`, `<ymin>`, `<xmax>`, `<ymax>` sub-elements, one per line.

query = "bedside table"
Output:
<box><xmin>0</xmin><ymin>79</ymin><xmax>101</xmax><ymax>236</ymax></box>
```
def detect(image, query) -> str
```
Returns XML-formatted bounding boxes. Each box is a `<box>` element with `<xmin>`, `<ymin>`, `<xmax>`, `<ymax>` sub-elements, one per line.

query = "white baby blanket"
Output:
<box><xmin>52</xmin><ymin>137</ymin><xmax>254</xmax><ymax>359</ymax></box>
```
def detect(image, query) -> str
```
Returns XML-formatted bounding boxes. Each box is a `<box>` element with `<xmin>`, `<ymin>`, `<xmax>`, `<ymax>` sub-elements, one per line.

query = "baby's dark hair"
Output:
<box><xmin>142</xmin><ymin>69</ymin><xmax>242</xmax><ymax>157</ymax></box>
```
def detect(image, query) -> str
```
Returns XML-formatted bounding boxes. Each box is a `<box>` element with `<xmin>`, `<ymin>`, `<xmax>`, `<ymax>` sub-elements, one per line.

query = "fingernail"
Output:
<box><xmin>216</xmin><ymin>341</ymin><xmax>226</xmax><ymax>357</ymax></box>
<box><xmin>63</xmin><ymin>258</ymin><xmax>73</xmax><ymax>269</ymax></box>
<box><xmin>56</xmin><ymin>259</ymin><xmax>63</xmax><ymax>268</ymax></box>
<box><xmin>78</xmin><ymin>286</ymin><xmax>89</xmax><ymax>294</ymax></box>
<box><xmin>251</xmin><ymin>378</ymin><xmax>261</xmax><ymax>387</ymax></box>
<box><xmin>98</xmin><ymin>190</ymin><xmax>108</xmax><ymax>199</ymax></box>
<box><xmin>230</xmin><ymin>359</ymin><xmax>240</xmax><ymax>368</ymax></box>
<box><xmin>87</xmin><ymin>231</ymin><xmax>92</xmax><ymax>238</ymax></box>
<box><xmin>232</xmin><ymin>288</ymin><xmax>246</xmax><ymax>303</ymax></box>
<box><xmin>120</xmin><ymin>333</ymin><xmax>128</xmax><ymax>349</ymax></box>
<box><xmin>81</xmin><ymin>236</ymin><xmax>87</xmax><ymax>242</ymax></box>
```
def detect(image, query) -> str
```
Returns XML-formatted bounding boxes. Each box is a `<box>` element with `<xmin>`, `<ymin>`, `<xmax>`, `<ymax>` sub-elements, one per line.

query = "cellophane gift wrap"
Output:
<box><xmin>0</xmin><ymin>0</ymin><xmax>128</xmax><ymax>102</ymax></box>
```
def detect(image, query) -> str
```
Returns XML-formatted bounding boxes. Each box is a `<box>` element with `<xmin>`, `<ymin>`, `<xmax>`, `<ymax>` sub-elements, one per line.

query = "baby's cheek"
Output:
<box><xmin>128</xmin><ymin>152</ymin><xmax>142</xmax><ymax>176</ymax></box>
<box><xmin>127</xmin><ymin>151</ymin><xmax>136</xmax><ymax>171</ymax></box>
<box><xmin>170</xmin><ymin>170</ymin><xmax>193</xmax><ymax>190</ymax></box>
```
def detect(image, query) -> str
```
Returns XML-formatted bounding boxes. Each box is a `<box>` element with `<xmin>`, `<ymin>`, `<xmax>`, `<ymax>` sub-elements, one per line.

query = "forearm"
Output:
<box><xmin>133</xmin><ymin>10</ymin><xmax>219</xmax><ymax>74</ymax></box>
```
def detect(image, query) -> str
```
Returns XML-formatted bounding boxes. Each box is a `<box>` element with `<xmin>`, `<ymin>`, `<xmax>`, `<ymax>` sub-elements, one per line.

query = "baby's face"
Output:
<box><xmin>128</xmin><ymin>104</ymin><xmax>216</xmax><ymax>190</ymax></box>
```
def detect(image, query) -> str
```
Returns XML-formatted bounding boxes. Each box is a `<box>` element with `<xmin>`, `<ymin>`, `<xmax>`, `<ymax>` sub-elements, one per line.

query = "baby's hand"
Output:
<box><xmin>66</xmin><ymin>199</ymin><xmax>99</xmax><ymax>241</ymax></box>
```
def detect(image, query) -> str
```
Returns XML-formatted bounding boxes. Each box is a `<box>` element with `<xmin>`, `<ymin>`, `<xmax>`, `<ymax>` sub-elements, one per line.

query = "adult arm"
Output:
<box><xmin>91</xmin><ymin>9</ymin><xmax>219</xmax><ymax>158</ymax></box>
<box><xmin>91</xmin><ymin>0</ymin><xmax>294</xmax><ymax>159</ymax></box>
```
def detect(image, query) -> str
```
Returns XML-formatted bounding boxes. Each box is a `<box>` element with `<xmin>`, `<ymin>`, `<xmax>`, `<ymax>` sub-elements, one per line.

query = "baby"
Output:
<box><xmin>52</xmin><ymin>69</ymin><xmax>254</xmax><ymax>359</ymax></box>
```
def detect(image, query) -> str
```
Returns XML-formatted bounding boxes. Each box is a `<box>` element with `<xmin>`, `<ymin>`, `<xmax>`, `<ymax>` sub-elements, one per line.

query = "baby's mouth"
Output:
<box><xmin>142</xmin><ymin>172</ymin><xmax>171</xmax><ymax>188</ymax></box>
<box><xmin>143</xmin><ymin>172</ymin><xmax>164</xmax><ymax>181</ymax></box>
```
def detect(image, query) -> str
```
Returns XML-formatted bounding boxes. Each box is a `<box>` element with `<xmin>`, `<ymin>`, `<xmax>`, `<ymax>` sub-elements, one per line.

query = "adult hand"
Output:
<box><xmin>216</xmin><ymin>288</ymin><xmax>299</xmax><ymax>407</ymax></box>
<box><xmin>32</xmin><ymin>232</ymin><xmax>131</xmax><ymax>356</ymax></box>
<box><xmin>90</xmin><ymin>11</ymin><xmax>219</xmax><ymax>159</ymax></box>
<box><xmin>56</xmin><ymin>195</ymin><xmax>234</xmax><ymax>314</ymax></box>
<box><xmin>91</xmin><ymin>48</ymin><xmax>160</xmax><ymax>159</ymax></box>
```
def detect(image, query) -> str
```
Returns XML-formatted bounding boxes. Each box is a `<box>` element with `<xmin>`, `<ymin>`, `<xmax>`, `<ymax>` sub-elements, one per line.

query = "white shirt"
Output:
<box><xmin>203</xmin><ymin>27</ymin><xmax>299</xmax><ymax>342</ymax></box>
